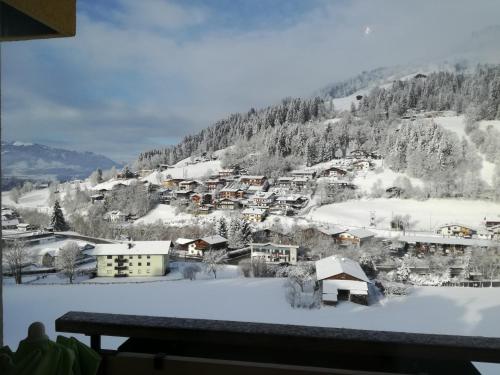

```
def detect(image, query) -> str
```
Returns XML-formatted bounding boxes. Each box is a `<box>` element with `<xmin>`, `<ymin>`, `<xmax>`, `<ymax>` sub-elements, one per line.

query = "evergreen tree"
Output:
<box><xmin>215</xmin><ymin>217</ymin><xmax>228</xmax><ymax>238</ymax></box>
<box><xmin>51</xmin><ymin>200</ymin><xmax>69</xmax><ymax>231</ymax></box>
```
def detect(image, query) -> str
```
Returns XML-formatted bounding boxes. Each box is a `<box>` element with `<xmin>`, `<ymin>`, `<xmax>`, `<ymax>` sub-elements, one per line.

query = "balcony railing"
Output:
<box><xmin>55</xmin><ymin>311</ymin><xmax>500</xmax><ymax>375</ymax></box>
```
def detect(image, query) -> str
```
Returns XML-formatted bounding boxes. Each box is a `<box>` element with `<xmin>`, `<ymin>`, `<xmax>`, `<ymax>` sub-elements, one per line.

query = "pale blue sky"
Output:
<box><xmin>3</xmin><ymin>0</ymin><xmax>500</xmax><ymax>162</ymax></box>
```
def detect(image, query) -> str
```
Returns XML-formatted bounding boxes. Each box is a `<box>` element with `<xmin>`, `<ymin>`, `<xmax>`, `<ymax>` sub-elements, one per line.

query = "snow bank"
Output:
<box><xmin>5</xmin><ymin>281</ymin><xmax>500</xmax><ymax>362</ymax></box>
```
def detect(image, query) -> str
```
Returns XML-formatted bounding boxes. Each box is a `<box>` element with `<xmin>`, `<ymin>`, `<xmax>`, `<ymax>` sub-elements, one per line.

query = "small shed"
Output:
<box><xmin>316</xmin><ymin>256</ymin><xmax>370</xmax><ymax>306</ymax></box>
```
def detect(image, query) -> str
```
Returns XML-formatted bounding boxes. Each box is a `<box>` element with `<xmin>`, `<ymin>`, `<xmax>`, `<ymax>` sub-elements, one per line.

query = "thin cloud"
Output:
<box><xmin>3</xmin><ymin>0</ymin><xmax>500</xmax><ymax>161</ymax></box>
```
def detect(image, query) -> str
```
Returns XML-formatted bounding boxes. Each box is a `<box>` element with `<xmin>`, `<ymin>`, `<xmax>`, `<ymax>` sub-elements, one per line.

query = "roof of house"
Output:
<box><xmin>89</xmin><ymin>241</ymin><xmax>173</xmax><ymax>256</ymax></box>
<box><xmin>200</xmin><ymin>235</ymin><xmax>228</xmax><ymax>245</ymax></box>
<box><xmin>253</xmin><ymin>191</ymin><xmax>275</xmax><ymax>199</ymax></box>
<box><xmin>242</xmin><ymin>208</ymin><xmax>267</xmax><ymax>215</ymax></box>
<box><xmin>318</xmin><ymin>226</ymin><xmax>346</xmax><ymax>236</ymax></box>
<box><xmin>251</xmin><ymin>242</ymin><xmax>299</xmax><ymax>249</ymax></box>
<box><xmin>437</xmin><ymin>223</ymin><xmax>476</xmax><ymax>230</ymax></box>
<box><xmin>398</xmin><ymin>235</ymin><xmax>493</xmax><ymax>247</ymax></box>
<box><xmin>175</xmin><ymin>238</ymin><xmax>195</xmax><ymax>245</ymax></box>
<box><xmin>316</xmin><ymin>256</ymin><xmax>369</xmax><ymax>282</ymax></box>
<box><xmin>340</xmin><ymin>228</ymin><xmax>376</xmax><ymax>239</ymax></box>
<box><xmin>240</xmin><ymin>175</ymin><xmax>265</xmax><ymax>180</ymax></box>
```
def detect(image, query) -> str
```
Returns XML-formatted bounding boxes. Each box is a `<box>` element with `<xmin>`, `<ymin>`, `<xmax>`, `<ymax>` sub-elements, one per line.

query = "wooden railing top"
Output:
<box><xmin>56</xmin><ymin>311</ymin><xmax>500</xmax><ymax>364</ymax></box>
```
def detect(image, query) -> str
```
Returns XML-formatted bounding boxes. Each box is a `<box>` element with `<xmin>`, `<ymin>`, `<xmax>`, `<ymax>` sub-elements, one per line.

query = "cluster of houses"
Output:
<box><xmin>90</xmin><ymin>238</ymin><xmax>372</xmax><ymax>307</ymax></box>
<box><xmin>89</xmin><ymin>150</ymin><xmax>382</xmax><ymax>224</ymax></box>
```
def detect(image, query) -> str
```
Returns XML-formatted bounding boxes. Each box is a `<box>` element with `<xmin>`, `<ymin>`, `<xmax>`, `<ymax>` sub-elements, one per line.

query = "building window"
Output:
<box><xmin>129</xmin><ymin>263</ymin><xmax>133</xmax><ymax>266</ymax></box>
<box><xmin>147</xmin><ymin>255</ymin><xmax>150</xmax><ymax>259</ymax></box>
<box><xmin>138</xmin><ymin>255</ymin><xmax>142</xmax><ymax>259</ymax></box>
<box><xmin>146</xmin><ymin>269</ymin><xmax>150</xmax><ymax>274</ymax></box>
<box><xmin>129</xmin><ymin>256</ymin><xmax>133</xmax><ymax>259</ymax></box>
<box><xmin>107</xmin><ymin>255</ymin><xmax>112</xmax><ymax>259</ymax></box>
<box><xmin>107</xmin><ymin>263</ymin><xmax>112</xmax><ymax>267</ymax></box>
<box><xmin>138</xmin><ymin>262</ymin><xmax>142</xmax><ymax>266</ymax></box>
<box><xmin>147</xmin><ymin>262</ymin><xmax>150</xmax><ymax>266</ymax></box>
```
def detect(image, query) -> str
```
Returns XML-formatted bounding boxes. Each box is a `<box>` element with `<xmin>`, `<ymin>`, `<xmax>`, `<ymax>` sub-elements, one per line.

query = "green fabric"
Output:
<box><xmin>0</xmin><ymin>336</ymin><xmax>100</xmax><ymax>375</ymax></box>
<box><xmin>0</xmin><ymin>346</ymin><xmax>15</xmax><ymax>375</ymax></box>
<box><xmin>56</xmin><ymin>336</ymin><xmax>101</xmax><ymax>375</ymax></box>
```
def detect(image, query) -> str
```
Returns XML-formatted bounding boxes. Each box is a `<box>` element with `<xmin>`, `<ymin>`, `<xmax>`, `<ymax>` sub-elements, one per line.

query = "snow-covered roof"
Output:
<box><xmin>341</xmin><ymin>228</ymin><xmax>376</xmax><ymax>239</ymax></box>
<box><xmin>89</xmin><ymin>241</ymin><xmax>172</xmax><ymax>256</ymax></box>
<box><xmin>398</xmin><ymin>235</ymin><xmax>493</xmax><ymax>247</ymax></box>
<box><xmin>291</xmin><ymin>169</ymin><xmax>316</xmax><ymax>175</ymax></box>
<box><xmin>318</xmin><ymin>226</ymin><xmax>346</xmax><ymax>236</ymax></box>
<box><xmin>253</xmin><ymin>191</ymin><xmax>275</xmax><ymax>199</ymax></box>
<box><xmin>175</xmin><ymin>238</ymin><xmax>195</xmax><ymax>245</ymax></box>
<box><xmin>92</xmin><ymin>178</ymin><xmax>136</xmax><ymax>191</ymax></box>
<box><xmin>200</xmin><ymin>235</ymin><xmax>227</xmax><ymax>245</ymax></box>
<box><xmin>251</xmin><ymin>243</ymin><xmax>299</xmax><ymax>249</ymax></box>
<box><xmin>316</xmin><ymin>256</ymin><xmax>369</xmax><ymax>282</ymax></box>
<box><xmin>242</xmin><ymin>208</ymin><xmax>267</xmax><ymax>215</ymax></box>
<box><xmin>437</xmin><ymin>223</ymin><xmax>476</xmax><ymax>230</ymax></box>
<box><xmin>292</xmin><ymin>177</ymin><xmax>308</xmax><ymax>182</ymax></box>
<box><xmin>240</xmin><ymin>175</ymin><xmax>265</xmax><ymax>179</ymax></box>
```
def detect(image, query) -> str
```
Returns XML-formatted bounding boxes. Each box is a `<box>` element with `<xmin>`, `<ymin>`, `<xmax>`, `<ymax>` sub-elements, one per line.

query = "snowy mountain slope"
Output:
<box><xmin>1</xmin><ymin>141</ymin><xmax>121</xmax><ymax>183</ymax></box>
<box><xmin>432</xmin><ymin>114</ymin><xmax>496</xmax><ymax>185</ymax></box>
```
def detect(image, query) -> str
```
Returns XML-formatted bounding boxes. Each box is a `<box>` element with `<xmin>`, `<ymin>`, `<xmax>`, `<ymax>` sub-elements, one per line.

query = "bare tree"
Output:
<box><xmin>182</xmin><ymin>264</ymin><xmax>201</xmax><ymax>280</ymax></box>
<box><xmin>58</xmin><ymin>241</ymin><xmax>81</xmax><ymax>284</ymax></box>
<box><xmin>202</xmin><ymin>250</ymin><xmax>227</xmax><ymax>279</ymax></box>
<box><xmin>4</xmin><ymin>240</ymin><xmax>30</xmax><ymax>284</ymax></box>
<box><xmin>276</xmin><ymin>262</ymin><xmax>316</xmax><ymax>292</ymax></box>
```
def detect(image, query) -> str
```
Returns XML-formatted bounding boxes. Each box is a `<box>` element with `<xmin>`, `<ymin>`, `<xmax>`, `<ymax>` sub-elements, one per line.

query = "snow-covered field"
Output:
<box><xmin>351</xmin><ymin>160</ymin><xmax>424</xmax><ymax>194</ymax></box>
<box><xmin>4</xmin><ymin>279</ymin><xmax>500</xmax><ymax>373</ymax></box>
<box><xmin>308</xmin><ymin>198</ymin><xmax>500</xmax><ymax>231</ymax></box>
<box><xmin>133</xmin><ymin>204</ymin><xmax>231</xmax><ymax>226</ymax></box>
<box><xmin>1</xmin><ymin>188</ymin><xmax>51</xmax><ymax>212</ymax></box>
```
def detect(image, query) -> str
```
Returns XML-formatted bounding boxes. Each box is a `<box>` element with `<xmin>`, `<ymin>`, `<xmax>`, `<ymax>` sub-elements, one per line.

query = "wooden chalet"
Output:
<box><xmin>239</xmin><ymin>175</ymin><xmax>267</xmax><ymax>186</ymax></box>
<box><xmin>351</xmin><ymin>160</ymin><xmax>372</xmax><ymax>171</ymax></box>
<box><xmin>192</xmin><ymin>235</ymin><xmax>228</xmax><ymax>256</ymax></box>
<box><xmin>206</xmin><ymin>179</ymin><xmax>225</xmax><ymax>191</ymax></box>
<box><xmin>275</xmin><ymin>177</ymin><xmax>294</xmax><ymax>189</ymax></box>
<box><xmin>252</xmin><ymin>192</ymin><xmax>276</xmax><ymax>208</ymax></box>
<box><xmin>175</xmin><ymin>190</ymin><xmax>194</xmax><ymax>201</ymax></box>
<box><xmin>436</xmin><ymin>224</ymin><xmax>477</xmax><ymax>238</ymax></box>
<box><xmin>178</xmin><ymin>180</ymin><xmax>198</xmax><ymax>191</ymax></box>
<box><xmin>291</xmin><ymin>177</ymin><xmax>308</xmax><ymax>189</ymax></box>
<box><xmin>217</xmin><ymin>198</ymin><xmax>241</xmax><ymax>210</ymax></box>
<box><xmin>162</xmin><ymin>178</ymin><xmax>185</xmax><ymax>189</ymax></box>
<box><xmin>219</xmin><ymin>188</ymin><xmax>245</xmax><ymax>200</ymax></box>
<box><xmin>290</xmin><ymin>170</ymin><xmax>316</xmax><ymax>180</ymax></box>
<box><xmin>336</xmin><ymin>229</ymin><xmax>375</xmax><ymax>246</ymax></box>
<box><xmin>322</xmin><ymin>166</ymin><xmax>348</xmax><ymax>178</ymax></box>
<box><xmin>191</xmin><ymin>193</ymin><xmax>213</xmax><ymax>206</ymax></box>
<box><xmin>316</xmin><ymin>256</ymin><xmax>370</xmax><ymax>306</ymax></box>
<box><xmin>242</xmin><ymin>207</ymin><xmax>267</xmax><ymax>222</ymax></box>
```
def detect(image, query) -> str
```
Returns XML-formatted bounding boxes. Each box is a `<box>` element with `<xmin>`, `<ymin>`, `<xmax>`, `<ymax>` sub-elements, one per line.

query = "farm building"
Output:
<box><xmin>316</xmin><ymin>256</ymin><xmax>370</xmax><ymax>306</ymax></box>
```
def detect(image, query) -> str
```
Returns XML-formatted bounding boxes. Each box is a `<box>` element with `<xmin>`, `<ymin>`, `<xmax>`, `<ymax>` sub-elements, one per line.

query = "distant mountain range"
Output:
<box><xmin>1</xmin><ymin>141</ymin><xmax>121</xmax><ymax>189</ymax></box>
